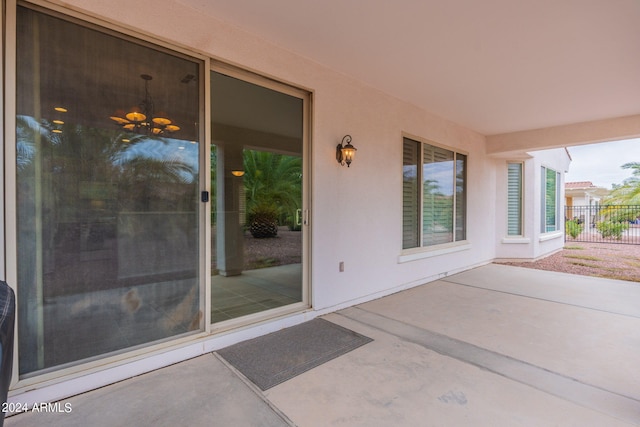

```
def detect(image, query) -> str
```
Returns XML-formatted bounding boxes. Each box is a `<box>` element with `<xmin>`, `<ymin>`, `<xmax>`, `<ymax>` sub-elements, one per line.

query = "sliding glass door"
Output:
<box><xmin>210</xmin><ymin>70</ymin><xmax>306</xmax><ymax>323</ymax></box>
<box><xmin>15</xmin><ymin>6</ymin><xmax>203</xmax><ymax>376</ymax></box>
<box><xmin>11</xmin><ymin>4</ymin><xmax>309</xmax><ymax>380</ymax></box>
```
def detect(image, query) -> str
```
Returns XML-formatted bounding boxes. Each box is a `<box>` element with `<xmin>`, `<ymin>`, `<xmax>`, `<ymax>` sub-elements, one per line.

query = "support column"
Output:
<box><xmin>216</xmin><ymin>143</ymin><xmax>244</xmax><ymax>276</ymax></box>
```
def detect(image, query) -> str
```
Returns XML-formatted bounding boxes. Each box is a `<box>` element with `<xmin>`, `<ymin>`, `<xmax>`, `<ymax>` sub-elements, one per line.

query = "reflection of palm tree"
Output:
<box><xmin>117</xmin><ymin>156</ymin><xmax>196</xmax><ymax>211</ymax></box>
<box><xmin>116</xmin><ymin>148</ymin><xmax>196</xmax><ymax>183</ymax></box>
<box><xmin>16</xmin><ymin>116</ymin><xmax>197</xmax><ymax>271</ymax></box>
<box><xmin>423</xmin><ymin>177</ymin><xmax>453</xmax><ymax>240</ymax></box>
<box><xmin>243</xmin><ymin>151</ymin><xmax>302</xmax><ymax>225</ymax></box>
<box><xmin>16</xmin><ymin>115</ymin><xmax>43</xmax><ymax>171</ymax></box>
<box><xmin>422</xmin><ymin>179</ymin><xmax>441</xmax><ymax>196</ymax></box>
<box><xmin>29</xmin><ymin>119</ymin><xmax>195</xmax><ymax>209</ymax></box>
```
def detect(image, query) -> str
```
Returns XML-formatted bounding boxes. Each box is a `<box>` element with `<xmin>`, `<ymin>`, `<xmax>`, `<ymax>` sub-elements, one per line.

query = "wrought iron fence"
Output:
<box><xmin>565</xmin><ymin>205</ymin><xmax>640</xmax><ymax>244</ymax></box>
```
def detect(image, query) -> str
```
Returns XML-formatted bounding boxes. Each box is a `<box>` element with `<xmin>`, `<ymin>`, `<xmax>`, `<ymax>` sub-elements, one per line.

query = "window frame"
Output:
<box><xmin>507</xmin><ymin>162</ymin><xmax>524</xmax><ymax>236</ymax></box>
<box><xmin>402</xmin><ymin>135</ymin><xmax>468</xmax><ymax>253</ymax></box>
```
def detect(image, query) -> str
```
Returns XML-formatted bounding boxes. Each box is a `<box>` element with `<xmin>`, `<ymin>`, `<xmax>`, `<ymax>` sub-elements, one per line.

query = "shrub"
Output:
<box><xmin>565</xmin><ymin>219</ymin><xmax>583</xmax><ymax>239</ymax></box>
<box><xmin>596</xmin><ymin>221</ymin><xmax>629</xmax><ymax>239</ymax></box>
<box><xmin>248</xmin><ymin>201</ymin><xmax>279</xmax><ymax>238</ymax></box>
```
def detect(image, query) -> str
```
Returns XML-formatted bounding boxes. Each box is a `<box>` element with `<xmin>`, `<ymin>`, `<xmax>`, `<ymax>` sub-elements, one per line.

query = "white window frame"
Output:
<box><xmin>541</xmin><ymin>166</ymin><xmax>561</xmax><ymax>233</ymax></box>
<box><xmin>507</xmin><ymin>162</ymin><xmax>524</xmax><ymax>236</ymax></box>
<box><xmin>401</xmin><ymin>135</ymin><xmax>468</xmax><ymax>256</ymax></box>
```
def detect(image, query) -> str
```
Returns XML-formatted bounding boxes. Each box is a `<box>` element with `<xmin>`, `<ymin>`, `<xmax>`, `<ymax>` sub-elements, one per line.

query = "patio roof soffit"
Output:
<box><xmin>486</xmin><ymin>114</ymin><xmax>640</xmax><ymax>156</ymax></box>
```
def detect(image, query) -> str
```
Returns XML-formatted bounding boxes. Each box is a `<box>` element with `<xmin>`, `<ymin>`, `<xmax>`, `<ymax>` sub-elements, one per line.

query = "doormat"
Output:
<box><xmin>217</xmin><ymin>318</ymin><xmax>373</xmax><ymax>390</ymax></box>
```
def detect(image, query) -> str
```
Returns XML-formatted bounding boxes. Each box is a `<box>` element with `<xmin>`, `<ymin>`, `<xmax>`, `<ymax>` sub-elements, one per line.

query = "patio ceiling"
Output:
<box><xmin>176</xmin><ymin>0</ymin><xmax>640</xmax><ymax>139</ymax></box>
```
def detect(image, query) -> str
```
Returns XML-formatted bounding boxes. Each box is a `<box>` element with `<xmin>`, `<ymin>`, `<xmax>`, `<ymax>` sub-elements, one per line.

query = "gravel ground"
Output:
<box><xmin>497</xmin><ymin>242</ymin><xmax>640</xmax><ymax>283</ymax></box>
<box><xmin>243</xmin><ymin>227</ymin><xmax>302</xmax><ymax>269</ymax></box>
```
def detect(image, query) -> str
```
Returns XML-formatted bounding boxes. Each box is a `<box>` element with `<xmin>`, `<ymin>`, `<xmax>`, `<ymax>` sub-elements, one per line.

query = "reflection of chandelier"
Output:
<box><xmin>110</xmin><ymin>74</ymin><xmax>180</xmax><ymax>135</ymax></box>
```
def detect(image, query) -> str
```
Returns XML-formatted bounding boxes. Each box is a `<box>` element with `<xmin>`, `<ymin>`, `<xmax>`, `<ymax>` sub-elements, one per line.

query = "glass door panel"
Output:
<box><xmin>210</xmin><ymin>71</ymin><xmax>304</xmax><ymax>323</ymax></box>
<box><xmin>15</xmin><ymin>6</ymin><xmax>202</xmax><ymax>376</ymax></box>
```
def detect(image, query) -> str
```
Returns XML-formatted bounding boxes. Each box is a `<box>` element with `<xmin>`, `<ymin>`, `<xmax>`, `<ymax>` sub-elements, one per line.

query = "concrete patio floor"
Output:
<box><xmin>6</xmin><ymin>264</ymin><xmax>640</xmax><ymax>426</ymax></box>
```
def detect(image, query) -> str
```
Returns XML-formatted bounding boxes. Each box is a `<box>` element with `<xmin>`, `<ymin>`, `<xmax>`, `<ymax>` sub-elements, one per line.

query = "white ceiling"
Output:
<box><xmin>177</xmin><ymin>0</ymin><xmax>640</xmax><ymax>136</ymax></box>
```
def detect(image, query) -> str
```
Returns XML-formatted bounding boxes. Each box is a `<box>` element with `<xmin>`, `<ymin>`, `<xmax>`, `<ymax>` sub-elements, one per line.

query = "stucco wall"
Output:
<box><xmin>494</xmin><ymin>148</ymin><xmax>571</xmax><ymax>261</ymax></box>
<box><xmin>57</xmin><ymin>0</ymin><xmax>494</xmax><ymax>310</ymax></box>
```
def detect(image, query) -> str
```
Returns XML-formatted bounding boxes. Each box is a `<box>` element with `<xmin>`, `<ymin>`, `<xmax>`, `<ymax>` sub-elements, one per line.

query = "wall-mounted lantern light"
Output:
<box><xmin>336</xmin><ymin>135</ymin><xmax>357</xmax><ymax>167</ymax></box>
<box><xmin>231</xmin><ymin>170</ymin><xmax>245</xmax><ymax>177</ymax></box>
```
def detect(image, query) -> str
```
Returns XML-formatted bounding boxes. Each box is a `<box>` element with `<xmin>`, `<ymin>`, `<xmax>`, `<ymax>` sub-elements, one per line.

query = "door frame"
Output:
<box><xmin>206</xmin><ymin>62</ymin><xmax>312</xmax><ymax>332</ymax></box>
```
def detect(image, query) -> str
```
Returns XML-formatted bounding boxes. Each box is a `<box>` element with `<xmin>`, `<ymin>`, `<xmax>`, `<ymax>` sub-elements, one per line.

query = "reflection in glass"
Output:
<box><xmin>402</xmin><ymin>138</ymin><xmax>420</xmax><ymax>249</ymax></box>
<box><xmin>544</xmin><ymin>167</ymin><xmax>558</xmax><ymax>232</ymax></box>
<box><xmin>210</xmin><ymin>71</ymin><xmax>303</xmax><ymax>323</ymax></box>
<box><xmin>423</xmin><ymin>145</ymin><xmax>455</xmax><ymax>246</ymax></box>
<box><xmin>456</xmin><ymin>154</ymin><xmax>467</xmax><ymax>241</ymax></box>
<box><xmin>16</xmin><ymin>7</ymin><xmax>201</xmax><ymax>375</ymax></box>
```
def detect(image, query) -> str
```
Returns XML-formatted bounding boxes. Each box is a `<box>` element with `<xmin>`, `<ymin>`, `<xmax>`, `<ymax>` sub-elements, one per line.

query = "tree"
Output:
<box><xmin>243</xmin><ymin>150</ymin><xmax>302</xmax><ymax>228</ymax></box>
<box><xmin>605</xmin><ymin>162</ymin><xmax>640</xmax><ymax>205</ymax></box>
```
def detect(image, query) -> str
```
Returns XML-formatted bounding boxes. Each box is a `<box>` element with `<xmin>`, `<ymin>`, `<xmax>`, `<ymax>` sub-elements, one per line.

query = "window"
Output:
<box><xmin>541</xmin><ymin>166</ymin><xmax>561</xmax><ymax>232</ymax></box>
<box><xmin>507</xmin><ymin>163</ymin><xmax>523</xmax><ymax>236</ymax></box>
<box><xmin>402</xmin><ymin>137</ymin><xmax>467</xmax><ymax>249</ymax></box>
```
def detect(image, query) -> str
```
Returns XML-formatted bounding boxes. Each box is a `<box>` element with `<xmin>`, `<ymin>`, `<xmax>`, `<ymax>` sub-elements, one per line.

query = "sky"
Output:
<box><xmin>564</xmin><ymin>138</ymin><xmax>640</xmax><ymax>189</ymax></box>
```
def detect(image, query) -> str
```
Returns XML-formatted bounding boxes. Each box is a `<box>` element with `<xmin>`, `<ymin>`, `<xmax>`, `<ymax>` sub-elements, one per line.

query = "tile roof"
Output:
<box><xmin>565</xmin><ymin>181</ymin><xmax>596</xmax><ymax>189</ymax></box>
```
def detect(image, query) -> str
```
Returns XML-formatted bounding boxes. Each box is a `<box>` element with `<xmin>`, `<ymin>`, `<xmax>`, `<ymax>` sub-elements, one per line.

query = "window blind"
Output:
<box><xmin>402</xmin><ymin>137</ymin><xmax>467</xmax><ymax>250</ymax></box>
<box><xmin>456</xmin><ymin>154</ymin><xmax>467</xmax><ymax>241</ymax></box>
<box><xmin>402</xmin><ymin>138</ymin><xmax>420</xmax><ymax>249</ymax></box>
<box><xmin>507</xmin><ymin>163</ymin><xmax>522</xmax><ymax>235</ymax></box>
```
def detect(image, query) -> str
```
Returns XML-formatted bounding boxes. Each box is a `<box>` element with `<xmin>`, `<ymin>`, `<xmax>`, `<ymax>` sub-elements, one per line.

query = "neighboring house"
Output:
<box><xmin>565</xmin><ymin>181</ymin><xmax>610</xmax><ymax>232</ymax></box>
<box><xmin>565</xmin><ymin>181</ymin><xmax>610</xmax><ymax>209</ymax></box>
<box><xmin>1</xmin><ymin>1</ymin><xmax>638</xmax><ymax>407</ymax></box>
